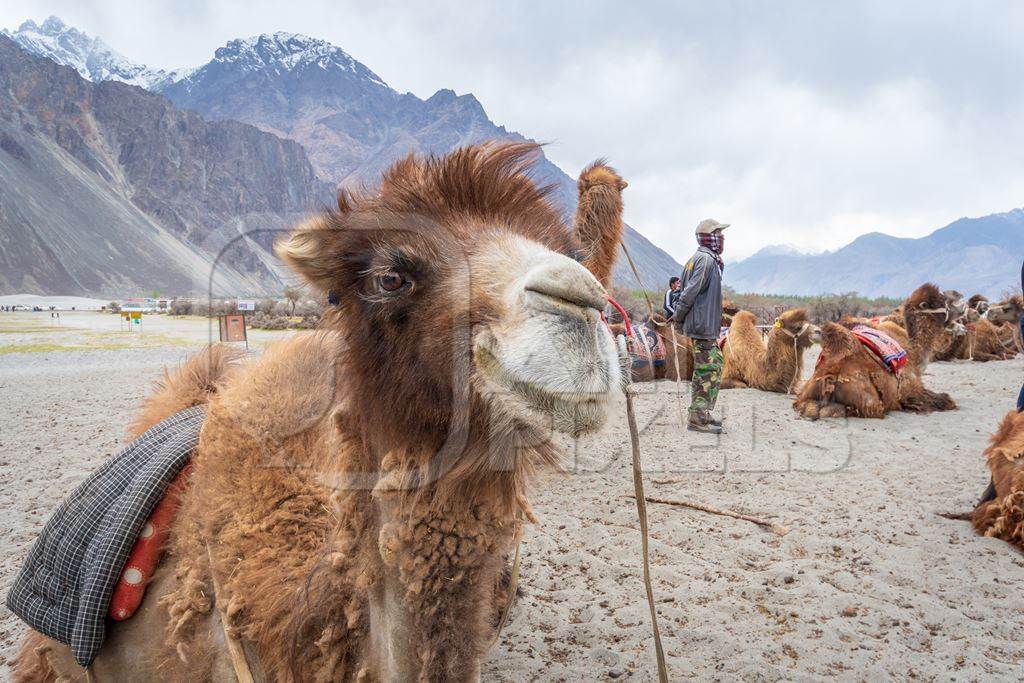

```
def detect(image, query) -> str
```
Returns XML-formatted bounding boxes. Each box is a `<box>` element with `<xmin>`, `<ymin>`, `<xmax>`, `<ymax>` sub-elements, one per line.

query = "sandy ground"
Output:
<box><xmin>1</xmin><ymin>311</ymin><xmax>1022</xmax><ymax>680</ymax></box>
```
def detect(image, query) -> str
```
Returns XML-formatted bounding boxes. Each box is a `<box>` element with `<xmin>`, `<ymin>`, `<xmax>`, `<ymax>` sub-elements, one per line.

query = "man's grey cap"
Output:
<box><xmin>695</xmin><ymin>218</ymin><xmax>730</xmax><ymax>234</ymax></box>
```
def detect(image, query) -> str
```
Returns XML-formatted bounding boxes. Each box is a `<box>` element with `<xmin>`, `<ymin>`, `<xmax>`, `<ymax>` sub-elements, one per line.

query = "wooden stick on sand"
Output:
<box><xmin>626</xmin><ymin>494</ymin><xmax>791</xmax><ymax>536</ymax></box>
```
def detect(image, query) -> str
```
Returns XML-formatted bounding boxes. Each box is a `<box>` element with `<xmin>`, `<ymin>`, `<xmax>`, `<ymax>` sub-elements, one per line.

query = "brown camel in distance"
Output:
<box><xmin>935</xmin><ymin>306</ymin><xmax>1011</xmax><ymax>362</ymax></box>
<box><xmin>610</xmin><ymin>300</ymin><xmax>738</xmax><ymax>383</ymax></box>
<box><xmin>14</xmin><ymin>143</ymin><xmax>629</xmax><ymax>681</ymax></box>
<box><xmin>971</xmin><ymin>410</ymin><xmax>1024</xmax><ymax>549</ymax></box>
<box><xmin>987</xmin><ymin>295</ymin><xmax>1024</xmax><ymax>354</ymax></box>
<box><xmin>794</xmin><ymin>283</ymin><xmax>957</xmax><ymax>419</ymax></box>
<box><xmin>721</xmin><ymin>308</ymin><xmax>819</xmax><ymax>393</ymax></box>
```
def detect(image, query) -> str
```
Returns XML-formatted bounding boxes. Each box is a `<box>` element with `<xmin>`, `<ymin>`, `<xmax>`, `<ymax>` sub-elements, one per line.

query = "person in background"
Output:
<box><xmin>1018</xmin><ymin>259</ymin><xmax>1023</xmax><ymax>412</ymax></box>
<box><xmin>673</xmin><ymin>218</ymin><xmax>728</xmax><ymax>433</ymax></box>
<box><xmin>663</xmin><ymin>277</ymin><xmax>681</xmax><ymax>317</ymax></box>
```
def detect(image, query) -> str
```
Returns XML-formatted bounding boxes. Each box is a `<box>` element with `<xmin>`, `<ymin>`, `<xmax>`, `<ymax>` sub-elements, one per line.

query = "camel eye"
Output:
<box><xmin>377</xmin><ymin>272</ymin><xmax>407</xmax><ymax>293</ymax></box>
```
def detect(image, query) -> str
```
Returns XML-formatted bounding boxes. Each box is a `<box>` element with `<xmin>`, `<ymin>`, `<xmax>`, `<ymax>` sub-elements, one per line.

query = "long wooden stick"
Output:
<box><xmin>627</xmin><ymin>494</ymin><xmax>790</xmax><ymax>536</ymax></box>
<box><xmin>625</xmin><ymin>390</ymin><xmax>670</xmax><ymax>683</ymax></box>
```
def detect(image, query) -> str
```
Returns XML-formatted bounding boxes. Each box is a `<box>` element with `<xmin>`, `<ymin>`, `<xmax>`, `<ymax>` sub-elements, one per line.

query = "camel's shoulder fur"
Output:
<box><xmin>972</xmin><ymin>411</ymin><xmax>1024</xmax><ymax>548</ymax></box>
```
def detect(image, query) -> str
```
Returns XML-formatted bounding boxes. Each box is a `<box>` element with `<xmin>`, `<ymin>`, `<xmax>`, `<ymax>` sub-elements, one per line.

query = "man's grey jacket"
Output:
<box><xmin>670</xmin><ymin>246</ymin><xmax>723</xmax><ymax>340</ymax></box>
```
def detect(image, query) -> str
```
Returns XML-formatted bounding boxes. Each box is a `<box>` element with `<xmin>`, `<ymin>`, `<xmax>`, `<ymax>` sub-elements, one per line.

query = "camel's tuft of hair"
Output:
<box><xmin>276</xmin><ymin>142</ymin><xmax>570</xmax><ymax>294</ymax></box>
<box><xmin>971</xmin><ymin>411</ymin><xmax>1024</xmax><ymax>548</ymax></box>
<box><xmin>126</xmin><ymin>344</ymin><xmax>246</xmax><ymax>440</ymax></box>
<box><xmin>574</xmin><ymin>160</ymin><xmax>626</xmax><ymax>288</ymax></box>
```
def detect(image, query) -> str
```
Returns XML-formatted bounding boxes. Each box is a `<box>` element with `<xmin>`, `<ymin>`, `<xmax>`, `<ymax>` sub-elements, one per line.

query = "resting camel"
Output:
<box><xmin>14</xmin><ymin>143</ymin><xmax>629</xmax><ymax>681</ymax></box>
<box><xmin>794</xmin><ymin>283</ymin><xmax>957</xmax><ymax>419</ymax></box>
<box><xmin>987</xmin><ymin>295</ymin><xmax>1023</xmax><ymax>354</ymax></box>
<box><xmin>971</xmin><ymin>410</ymin><xmax>1024</xmax><ymax>549</ymax></box>
<box><xmin>935</xmin><ymin>306</ymin><xmax>1012</xmax><ymax>362</ymax></box>
<box><xmin>721</xmin><ymin>309</ymin><xmax>819</xmax><ymax>393</ymax></box>
<box><xmin>611</xmin><ymin>300</ymin><xmax>738</xmax><ymax>383</ymax></box>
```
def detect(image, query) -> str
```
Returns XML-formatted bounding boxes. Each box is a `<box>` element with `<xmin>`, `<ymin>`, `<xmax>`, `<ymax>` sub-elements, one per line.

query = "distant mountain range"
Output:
<box><xmin>1</xmin><ymin>17</ymin><xmax>681</xmax><ymax>296</ymax></box>
<box><xmin>728</xmin><ymin>209</ymin><xmax>1024</xmax><ymax>298</ymax></box>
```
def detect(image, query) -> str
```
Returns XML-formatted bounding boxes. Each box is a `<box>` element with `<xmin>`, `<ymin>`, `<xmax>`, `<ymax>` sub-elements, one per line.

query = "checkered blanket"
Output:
<box><xmin>5</xmin><ymin>406</ymin><xmax>206</xmax><ymax>667</ymax></box>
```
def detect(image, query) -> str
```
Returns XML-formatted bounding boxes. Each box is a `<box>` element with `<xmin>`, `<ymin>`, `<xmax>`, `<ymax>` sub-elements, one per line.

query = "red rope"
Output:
<box><xmin>604</xmin><ymin>295</ymin><xmax>634</xmax><ymax>337</ymax></box>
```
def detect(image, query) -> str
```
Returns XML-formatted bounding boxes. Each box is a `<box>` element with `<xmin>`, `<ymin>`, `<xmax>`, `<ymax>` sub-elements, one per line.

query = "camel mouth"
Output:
<box><xmin>472</xmin><ymin>329</ymin><xmax>618</xmax><ymax>436</ymax></box>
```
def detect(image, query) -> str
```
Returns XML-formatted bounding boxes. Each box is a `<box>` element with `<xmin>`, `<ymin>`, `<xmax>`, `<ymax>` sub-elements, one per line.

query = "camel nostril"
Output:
<box><xmin>522</xmin><ymin>257</ymin><xmax>607</xmax><ymax>312</ymax></box>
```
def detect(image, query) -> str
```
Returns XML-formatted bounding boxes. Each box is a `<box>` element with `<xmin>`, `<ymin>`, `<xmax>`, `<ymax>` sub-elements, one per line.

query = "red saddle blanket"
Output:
<box><xmin>851</xmin><ymin>324</ymin><xmax>908</xmax><ymax>375</ymax></box>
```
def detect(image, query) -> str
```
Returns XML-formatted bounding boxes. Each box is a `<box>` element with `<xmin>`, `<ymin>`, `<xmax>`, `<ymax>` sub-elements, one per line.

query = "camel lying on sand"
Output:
<box><xmin>935</xmin><ymin>308</ymin><xmax>1013</xmax><ymax>362</ymax></box>
<box><xmin>794</xmin><ymin>283</ymin><xmax>957</xmax><ymax>419</ymax></box>
<box><xmin>972</xmin><ymin>410</ymin><xmax>1024</xmax><ymax>549</ymax></box>
<box><xmin>14</xmin><ymin>143</ymin><xmax>629</xmax><ymax>681</ymax></box>
<box><xmin>987</xmin><ymin>295</ymin><xmax>1024</xmax><ymax>354</ymax></box>
<box><xmin>721</xmin><ymin>309</ymin><xmax>819</xmax><ymax>393</ymax></box>
<box><xmin>612</xmin><ymin>300</ymin><xmax>739</xmax><ymax>383</ymax></box>
<box><xmin>929</xmin><ymin>292</ymin><xmax>1013</xmax><ymax>362</ymax></box>
<box><xmin>609</xmin><ymin>314</ymin><xmax>691</xmax><ymax>383</ymax></box>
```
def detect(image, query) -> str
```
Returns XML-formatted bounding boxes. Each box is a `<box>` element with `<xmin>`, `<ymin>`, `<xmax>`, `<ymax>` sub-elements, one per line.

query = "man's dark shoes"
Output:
<box><xmin>687</xmin><ymin>414</ymin><xmax>722</xmax><ymax>434</ymax></box>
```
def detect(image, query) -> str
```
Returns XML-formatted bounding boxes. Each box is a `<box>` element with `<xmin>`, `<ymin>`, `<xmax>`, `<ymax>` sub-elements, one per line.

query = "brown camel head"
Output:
<box><xmin>987</xmin><ymin>295</ymin><xmax>1023</xmax><ymax>325</ymax></box>
<box><xmin>277</xmin><ymin>142</ymin><xmax>625</xmax><ymax>460</ymax></box>
<box><xmin>722</xmin><ymin>299</ymin><xmax>739</xmax><ymax>327</ymax></box>
<box><xmin>904</xmin><ymin>283</ymin><xmax>958</xmax><ymax>365</ymax></box>
<box><xmin>968</xmin><ymin>294</ymin><xmax>990</xmax><ymax>315</ymax></box>
<box><xmin>942</xmin><ymin>289</ymin><xmax>967</xmax><ymax>319</ymax></box>
<box><xmin>775</xmin><ymin>308</ymin><xmax>819</xmax><ymax>348</ymax></box>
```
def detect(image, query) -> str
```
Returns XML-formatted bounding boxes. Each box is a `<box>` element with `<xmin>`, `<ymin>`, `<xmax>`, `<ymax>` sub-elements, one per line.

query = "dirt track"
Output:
<box><xmin>1</xmin><ymin>311</ymin><xmax>1022</xmax><ymax>680</ymax></box>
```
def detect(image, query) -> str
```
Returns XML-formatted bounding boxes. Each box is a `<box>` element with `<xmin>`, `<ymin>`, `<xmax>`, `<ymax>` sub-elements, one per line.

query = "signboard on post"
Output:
<box><xmin>236</xmin><ymin>300</ymin><xmax>256</xmax><ymax>312</ymax></box>
<box><xmin>219</xmin><ymin>314</ymin><xmax>248</xmax><ymax>348</ymax></box>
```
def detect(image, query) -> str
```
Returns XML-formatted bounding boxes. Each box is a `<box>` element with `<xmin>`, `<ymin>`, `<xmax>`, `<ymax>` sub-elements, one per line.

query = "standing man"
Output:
<box><xmin>1018</xmin><ymin>259</ymin><xmax>1023</xmax><ymax>412</ymax></box>
<box><xmin>663</xmin><ymin>277</ymin><xmax>681</xmax><ymax>317</ymax></box>
<box><xmin>673</xmin><ymin>218</ymin><xmax>728</xmax><ymax>433</ymax></box>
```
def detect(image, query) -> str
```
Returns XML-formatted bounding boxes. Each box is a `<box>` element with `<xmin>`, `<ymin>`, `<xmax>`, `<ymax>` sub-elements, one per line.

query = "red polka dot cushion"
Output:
<box><xmin>108</xmin><ymin>465</ymin><xmax>192</xmax><ymax>621</ymax></box>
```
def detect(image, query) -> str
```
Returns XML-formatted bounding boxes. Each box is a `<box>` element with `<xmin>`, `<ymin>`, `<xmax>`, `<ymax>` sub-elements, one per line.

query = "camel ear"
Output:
<box><xmin>275</xmin><ymin>214</ymin><xmax>342</xmax><ymax>293</ymax></box>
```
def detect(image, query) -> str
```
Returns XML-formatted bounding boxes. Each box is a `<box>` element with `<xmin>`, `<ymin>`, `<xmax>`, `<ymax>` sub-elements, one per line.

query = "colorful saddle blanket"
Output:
<box><xmin>851</xmin><ymin>324</ymin><xmax>908</xmax><ymax>375</ymax></box>
<box><xmin>6</xmin><ymin>406</ymin><xmax>204</xmax><ymax>667</ymax></box>
<box><xmin>717</xmin><ymin>326</ymin><xmax>730</xmax><ymax>351</ymax></box>
<box><xmin>628</xmin><ymin>322</ymin><xmax>667</xmax><ymax>367</ymax></box>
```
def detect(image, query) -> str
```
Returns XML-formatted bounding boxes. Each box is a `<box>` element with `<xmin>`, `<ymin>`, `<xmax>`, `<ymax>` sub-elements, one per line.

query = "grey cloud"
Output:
<box><xmin>7</xmin><ymin>0</ymin><xmax>1024</xmax><ymax>261</ymax></box>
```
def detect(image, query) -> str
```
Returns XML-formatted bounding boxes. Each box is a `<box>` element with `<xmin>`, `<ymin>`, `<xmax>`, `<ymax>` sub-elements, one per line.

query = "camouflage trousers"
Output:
<box><xmin>690</xmin><ymin>338</ymin><xmax>724</xmax><ymax>418</ymax></box>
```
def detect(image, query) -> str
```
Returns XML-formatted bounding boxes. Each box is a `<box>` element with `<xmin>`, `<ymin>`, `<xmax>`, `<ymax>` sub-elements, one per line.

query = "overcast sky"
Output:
<box><xmin>6</xmin><ymin>1</ymin><xmax>1024</xmax><ymax>262</ymax></box>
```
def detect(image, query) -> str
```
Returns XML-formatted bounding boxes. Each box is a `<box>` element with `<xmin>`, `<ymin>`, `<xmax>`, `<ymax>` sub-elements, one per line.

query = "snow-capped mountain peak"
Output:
<box><xmin>208</xmin><ymin>32</ymin><xmax>389</xmax><ymax>87</ymax></box>
<box><xmin>2</xmin><ymin>15</ymin><xmax>171</xmax><ymax>89</ymax></box>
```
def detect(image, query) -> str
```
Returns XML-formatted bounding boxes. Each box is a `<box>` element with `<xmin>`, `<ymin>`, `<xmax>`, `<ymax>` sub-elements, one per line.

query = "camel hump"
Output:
<box><xmin>214</xmin><ymin>331</ymin><xmax>346</xmax><ymax>443</ymax></box>
<box><xmin>577</xmin><ymin>160</ymin><xmax>628</xmax><ymax>192</ymax></box>
<box><xmin>127</xmin><ymin>344</ymin><xmax>246</xmax><ymax>440</ymax></box>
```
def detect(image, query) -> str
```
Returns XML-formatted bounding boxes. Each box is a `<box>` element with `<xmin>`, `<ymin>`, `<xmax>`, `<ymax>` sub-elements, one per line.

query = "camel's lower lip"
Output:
<box><xmin>473</xmin><ymin>346</ymin><xmax>613</xmax><ymax>434</ymax></box>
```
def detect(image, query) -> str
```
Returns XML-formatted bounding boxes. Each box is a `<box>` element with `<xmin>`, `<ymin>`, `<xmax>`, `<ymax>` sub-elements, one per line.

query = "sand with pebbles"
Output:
<box><xmin>1</xmin><ymin>310</ymin><xmax>1022</xmax><ymax>680</ymax></box>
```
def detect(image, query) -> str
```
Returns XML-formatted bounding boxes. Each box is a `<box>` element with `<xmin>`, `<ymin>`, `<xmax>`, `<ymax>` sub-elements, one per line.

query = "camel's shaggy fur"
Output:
<box><xmin>794</xmin><ymin>283</ymin><xmax>957</xmax><ymax>420</ymax></box>
<box><xmin>987</xmin><ymin>295</ymin><xmax>1023</xmax><ymax>354</ymax></box>
<box><xmin>935</xmin><ymin>315</ymin><xmax>1011</xmax><ymax>362</ymax></box>
<box><xmin>721</xmin><ymin>309</ymin><xmax>817</xmax><ymax>393</ymax></box>
<box><xmin>15</xmin><ymin>143</ymin><xmax>627</xmax><ymax>681</ymax></box>
<box><xmin>972</xmin><ymin>410</ymin><xmax>1024</xmax><ymax>549</ymax></box>
<box><xmin>126</xmin><ymin>345</ymin><xmax>247</xmax><ymax>440</ymax></box>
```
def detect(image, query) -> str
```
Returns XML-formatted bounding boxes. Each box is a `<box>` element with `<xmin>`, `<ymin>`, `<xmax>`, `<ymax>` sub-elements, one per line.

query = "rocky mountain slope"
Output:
<box><xmin>154</xmin><ymin>31</ymin><xmax>680</xmax><ymax>289</ymax></box>
<box><xmin>727</xmin><ymin>209</ymin><xmax>1024</xmax><ymax>298</ymax></box>
<box><xmin>0</xmin><ymin>35</ymin><xmax>333</xmax><ymax>297</ymax></box>
<box><xmin>6</xmin><ymin>19</ymin><xmax>680</xmax><ymax>290</ymax></box>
